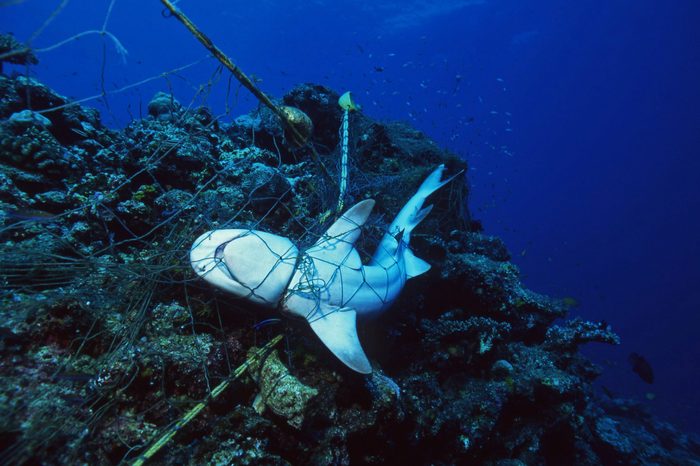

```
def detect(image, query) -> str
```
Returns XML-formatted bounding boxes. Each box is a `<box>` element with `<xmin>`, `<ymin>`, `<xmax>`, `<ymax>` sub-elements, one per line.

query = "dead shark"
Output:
<box><xmin>190</xmin><ymin>164</ymin><xmax>458</xmax><ymax>373</ymax></box>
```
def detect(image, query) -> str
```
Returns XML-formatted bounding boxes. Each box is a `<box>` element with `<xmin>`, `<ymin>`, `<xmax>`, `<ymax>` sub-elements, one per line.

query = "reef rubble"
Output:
<box><xmin>0</xmin><ymin>74</ymin><xmax>698</xmax><ymax>465</ymax></box>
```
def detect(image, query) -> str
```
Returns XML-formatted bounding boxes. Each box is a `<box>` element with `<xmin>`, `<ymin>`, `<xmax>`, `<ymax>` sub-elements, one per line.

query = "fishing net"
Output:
<box><xmin>0</xmin><ymin>2</ymin><xmax>469</xmax><ymax>463</ymax></box>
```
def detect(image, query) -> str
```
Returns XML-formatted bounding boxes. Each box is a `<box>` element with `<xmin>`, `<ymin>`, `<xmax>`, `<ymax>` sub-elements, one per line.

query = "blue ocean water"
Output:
<box><xmin>3</xmin><ymin>0</ymin><xmax>699</xmax><ymax>433</ymax></box>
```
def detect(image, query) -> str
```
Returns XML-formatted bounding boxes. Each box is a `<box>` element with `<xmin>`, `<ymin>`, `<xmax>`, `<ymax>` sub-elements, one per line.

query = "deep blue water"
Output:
<box><xmin>4</xmin><ymin>0</ymin><xmax>700</xmax><ymax>432</ymax></box>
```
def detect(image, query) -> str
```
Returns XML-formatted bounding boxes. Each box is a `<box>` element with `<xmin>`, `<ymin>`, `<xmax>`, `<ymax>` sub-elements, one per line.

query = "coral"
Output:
<box><xmin>147</xmin><ymin>92</ymin><xmax>182</xmax><ymax>122</ymax></box>
<box><xmin>206</xmin><ymin>436</ymin><xmax>284</xmax><ymax>465</ymax></box>
<box><xmin>420</xmin><ymin>311</ymin><xmax>511</xmax><ymax>369</ymax></box>
<box><xmin>364</xmin><ymin>370</ymin><xmax>402</xmax><ymax>408</ymax></box>
<box><xmin>8</xmin><ymin>110</ymin><xmax>51</xmax><ymax>127</ymax></box>
<box><xmin>0</xmin><ymin>33</ymin><xmax>37</xmax><ymax>70</ymax></box>
<box><xmin>247</xmin><ymin>348</ymin><xmax>318</xmax><ymax>429</ymax></box>
<box><xmin>544</xmin><ymin>318</ymin><xmax>621</xmax><ymax>350</ymax></box>
<box><xmin>0</xmin><ymin>117</ymin><xmax>66</xmax><ymax>178</ymax></box>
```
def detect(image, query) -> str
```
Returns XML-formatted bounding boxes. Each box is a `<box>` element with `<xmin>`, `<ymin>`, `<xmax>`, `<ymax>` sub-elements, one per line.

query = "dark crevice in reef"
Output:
<box><xmin>0</xmin><ymin>71</ymin><xmax>698</xmax><ymax>465</ymax></box>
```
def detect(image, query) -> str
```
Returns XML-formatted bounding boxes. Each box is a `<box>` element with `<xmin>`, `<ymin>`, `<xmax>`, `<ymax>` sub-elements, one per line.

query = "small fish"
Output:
<box><xmin>3</xmin><ymin>209</ymin><xmax>58</xmax><ymax>223</ymax></box>
<box><xmin>562</xmin><ymin>296</ymin><xmax>579</xmax><ymax>308</ymax></box>
<box><xmin>253</xmin><ymin>318</ymin><xmax>282</xmax><ymax>330</ymax></box>
<box><xmin>601</xmin><ymin>385</ymin><xmax>617</xmax><ymax>398</ymax></box>
<box><xmin>628</xmin><ymin>352</ymin><xmax>654</xmax><ymax>384</ymax></box>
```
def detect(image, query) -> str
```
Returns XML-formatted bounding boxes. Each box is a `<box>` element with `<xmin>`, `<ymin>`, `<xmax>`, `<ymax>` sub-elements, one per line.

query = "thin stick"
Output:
<box><xmin>159</xmin><ymin>0</ymin><xmax>333</xmax><ymax>184</ymax></box>
<box><xmin>131</xmin><ymin>335</ymin><xmax>283</xmax><ymax>466</ymax></box>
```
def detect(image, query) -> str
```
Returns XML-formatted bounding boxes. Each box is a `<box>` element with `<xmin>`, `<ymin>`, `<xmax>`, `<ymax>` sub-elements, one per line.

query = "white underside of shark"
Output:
<box><xmin>190</xmin><ymin>164</ymin><xmax>458</xmax><ymax>373</ymax></box>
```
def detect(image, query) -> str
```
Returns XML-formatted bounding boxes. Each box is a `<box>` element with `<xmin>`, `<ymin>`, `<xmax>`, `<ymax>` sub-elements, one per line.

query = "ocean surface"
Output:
<box><xmin>3</xmin><ymin>0</ymin><xmax>700</xmax><ymax>436</ymax></box>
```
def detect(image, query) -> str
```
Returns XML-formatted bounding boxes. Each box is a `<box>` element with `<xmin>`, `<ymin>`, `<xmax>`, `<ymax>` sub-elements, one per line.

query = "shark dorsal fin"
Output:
<box><xmin>307</xmin><ymin>200</ymin><xmax>375</xmax><ymax>268</ymax></box>
<box><xmin>320</xmin><ymin>199</ymin><xmax>375</xmax><ymax>245</ymax></box>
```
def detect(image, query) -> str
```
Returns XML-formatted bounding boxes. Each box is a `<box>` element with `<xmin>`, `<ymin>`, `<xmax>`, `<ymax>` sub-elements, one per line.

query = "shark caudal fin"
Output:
<box><xmin>399</xmin><ymin>164</ymin><xmax>461</xmax><ymax>240</ymax></box>
<box><xmin>371</xmin><ymin>164</ymin><xmax>462</xmax><ymax>274</ymax></box>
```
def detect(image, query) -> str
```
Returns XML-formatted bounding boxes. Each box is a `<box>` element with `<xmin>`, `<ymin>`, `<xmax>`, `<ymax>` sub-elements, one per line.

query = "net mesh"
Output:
<box><xmin>0</xmin><ymin>3</ymin><xmax>468</xmax><ymax>463</ymax></box>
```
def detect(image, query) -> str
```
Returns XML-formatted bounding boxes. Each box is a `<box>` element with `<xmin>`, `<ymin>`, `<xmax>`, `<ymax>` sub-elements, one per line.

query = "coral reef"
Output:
<box><xmin>247</xmin><ymin>348</ymin><xmax>318</xmax><ymax>429</ymax></box>
<box><xmin>0</xmin><ymin>33</ymin><xmax>37</xmax><ymax>73</ymax></box>
<box><xmin>0</xmin><ymin>76</ymin><xmax>697</xmax><ymax>465</ymax></box>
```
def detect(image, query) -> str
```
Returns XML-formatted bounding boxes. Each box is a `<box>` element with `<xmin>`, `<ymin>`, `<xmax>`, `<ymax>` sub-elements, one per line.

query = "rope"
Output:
<box><xmin>131</xmin><ymin>334</ymin><xmax>283</xmax><ymax>466</ymax></box>
<box><xmin>159</xmin><ymin>0</ymin><xmax>333</xmax><ymax>184</ymax></box>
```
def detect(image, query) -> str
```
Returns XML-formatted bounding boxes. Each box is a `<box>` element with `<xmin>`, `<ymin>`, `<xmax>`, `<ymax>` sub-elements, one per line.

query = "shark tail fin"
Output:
<box><xmin>412</xmin><ymin>204</ymin><xmax>433</xmax><ymax>227</ymax></box>
<box><xmin>397</xmin><ymin>165</ymin><xmax>462</xmax><ymax>277</ymax></box>
<box><xmin>404</xmin><ymin>165</ymin><xmax>462</xmax><ymax>235</ymax></box>
<box><xmin>417</xmin><ymin>164</ymin><xmax>462</xmax><ymax>200</ymax></box>
<box><xmin>370</xmin><ymin>164</ymin><xmax>462</xmax><ymax>269</ymax></box>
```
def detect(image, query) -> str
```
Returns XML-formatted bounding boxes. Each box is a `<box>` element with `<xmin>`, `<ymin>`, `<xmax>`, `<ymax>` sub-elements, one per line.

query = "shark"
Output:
<box><xmin>190</xmin><ymin>164</ymin><xmax>458</xmax><ymax>373</ymax></box>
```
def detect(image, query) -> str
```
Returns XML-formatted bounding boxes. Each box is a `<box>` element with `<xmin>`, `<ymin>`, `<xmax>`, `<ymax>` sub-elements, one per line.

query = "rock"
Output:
<box><xmin>9</xmin><ymin>110</ymin><xmax>51</xmax><ymax>127</ymax></box>
<box><xmin>0</xmin><ymin>33</ymin><xmax>38</xmax><ymax>69</ymax></box>
<box><xmin>147</xmin><ymin>92</ymin><xmax>182</xmax><ymax>121</ymax></box>
<box><xmin>594</xmin><ymin>416</ymin><xmax>634</xmax><ymax>458</ymax></box>
<box><xmin>492</xmin><ymin>359</ymin><xmax>515</xmax><ymax>378</ymax></box>
<box><xmin>247</xmin><ymin>348</ymin><xmax>318</xmax><ymax>429</ymax></box>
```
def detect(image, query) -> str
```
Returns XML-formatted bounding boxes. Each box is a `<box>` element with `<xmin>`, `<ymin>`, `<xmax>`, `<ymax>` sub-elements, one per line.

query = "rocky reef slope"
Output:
<box><xmin>0</xmin><ymin>75</ymin><xmax>698</xmax><ymax>465</ymax></box>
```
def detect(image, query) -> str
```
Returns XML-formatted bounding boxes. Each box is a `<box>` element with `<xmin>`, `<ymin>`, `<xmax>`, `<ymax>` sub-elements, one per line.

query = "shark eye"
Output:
<box><xmin>215</xmin><ymin>242</ymin><xmax>227</xmax><ymax>258</ymax></box>
<box><xmin>213</xmin><ymin>241</ymin><xmax>236</xmax><ymax>280</ymax></box>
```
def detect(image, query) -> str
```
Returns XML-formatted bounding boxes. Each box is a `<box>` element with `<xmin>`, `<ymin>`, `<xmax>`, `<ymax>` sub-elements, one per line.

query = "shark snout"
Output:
<box><xmin>190</xmin><ymin>229</ymin><xmax>299</xmax><ymax>306</ymax></box>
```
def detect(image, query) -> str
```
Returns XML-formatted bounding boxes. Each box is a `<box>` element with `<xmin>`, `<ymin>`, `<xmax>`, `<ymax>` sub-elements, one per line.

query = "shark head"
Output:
<box><xmin>190</xmin><ymin>229</ymin><xmax>299</xmax><ymax>307</ymax></box>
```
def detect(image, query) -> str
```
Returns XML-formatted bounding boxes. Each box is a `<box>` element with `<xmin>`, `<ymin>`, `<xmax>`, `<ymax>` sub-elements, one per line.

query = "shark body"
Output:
<box><xmin>190</xmin><ymin>164</ymin><xmax>457</xmax><ymax>373</ymax></box>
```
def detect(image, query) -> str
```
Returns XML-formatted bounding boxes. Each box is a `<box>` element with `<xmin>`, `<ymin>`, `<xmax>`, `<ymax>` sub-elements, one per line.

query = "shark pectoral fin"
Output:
<box><xmin>404</xmin><ymin>248</ymin><xmax>431</xmax><ymax>278</ymax></box>
<box><xmin>307</xmin><ymin>306</ymin><xmax>372</xmax><ymax>374</ymax></box>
